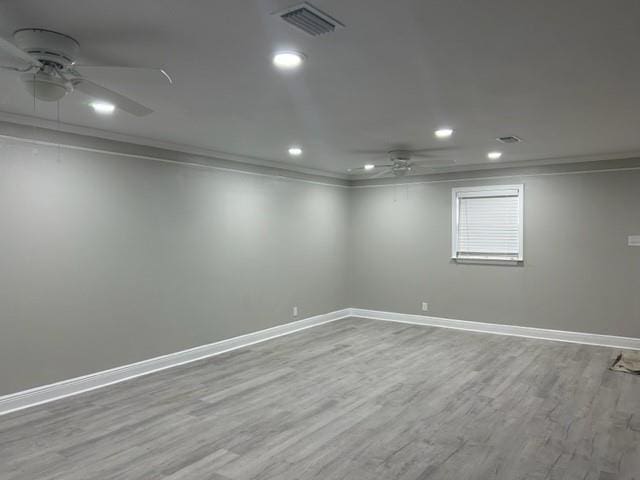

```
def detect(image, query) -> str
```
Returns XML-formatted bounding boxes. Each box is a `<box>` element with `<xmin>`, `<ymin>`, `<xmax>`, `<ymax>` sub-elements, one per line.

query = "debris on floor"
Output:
<box><xmin>610</xmin><ymin>351</ymin><xmax>640</xmax><ymax>375</ymax></box>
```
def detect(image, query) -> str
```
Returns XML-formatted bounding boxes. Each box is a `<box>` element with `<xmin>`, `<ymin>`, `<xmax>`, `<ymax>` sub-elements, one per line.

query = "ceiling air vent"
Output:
<box><xmin>275</xmin><ymin>2</ymin><xmax>344</xmax><ymax>36</ymax></box>
<box><xmin>496</xmin><ymin>135</ymin><xmax>522</xmax><ymax>144</ymax></box>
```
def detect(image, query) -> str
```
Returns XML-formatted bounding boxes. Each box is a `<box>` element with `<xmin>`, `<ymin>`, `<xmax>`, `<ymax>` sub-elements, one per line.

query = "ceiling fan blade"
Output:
<box><xmin>0</xmin><ymin>36</ymin><xmax>42</xmax><ymax>68</ymax></box>
<box><xmin>369</xmin><ymin>168</ymin><xmax>392</xmax><ymax>179</ymax></box>
<box><xmin>73</xmin><ymin>66</ymin><xmax>173</xmax><ymax>84</ymax></box>
<box><xmin>412</xmin><ymin>146</ymin><xmax>457</xmax><ymax>155</ymax></box>
<box><xmin>347</xmin><ymin>149</ymin><xmax>388</xmax><ymax>155</ymax></box>
<box><xmin>72</xmin><ymin>78</ymin><xmax>153</xmax><ymax>116</ymax></box>
<box><xmin>411</xmin><ymin>164</ymin><xmax>456</xmax><ymax>172</ymax></box>
<box><xmin>411</xmin><ymin>158</ymin><xmax>457</xmax><ymax>166</ymax></box>
<box><xmin>348</xmin><ymin>163</ymin><xmax>393</xmax><ymax>173</ymax></box>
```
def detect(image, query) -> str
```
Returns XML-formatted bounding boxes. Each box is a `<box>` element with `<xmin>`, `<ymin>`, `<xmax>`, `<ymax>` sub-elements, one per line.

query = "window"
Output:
<box><xmin>451</xmin><ymin>184</ymin><xmax>524</xmax><ymax>263</ymax></box>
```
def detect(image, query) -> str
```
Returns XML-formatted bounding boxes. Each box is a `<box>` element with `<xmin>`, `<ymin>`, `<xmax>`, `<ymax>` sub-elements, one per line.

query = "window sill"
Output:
<box><xmin>451</xmin><ymin>256</ymin><xmax>523</xmax><ymax>265</ymax></box>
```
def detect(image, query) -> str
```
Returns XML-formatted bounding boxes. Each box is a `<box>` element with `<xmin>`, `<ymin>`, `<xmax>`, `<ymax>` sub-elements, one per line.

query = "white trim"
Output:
<box><xmin>0</xmin><ymin>134</ymin><xmax>348</xmax><ymax>189</ymax></box>
<box><xmin>3</xmin><ymin>307</ymin><xmax>639</xmax><ymax>416</ymax></box>
<box><xmin>0</xmin><ymin>309</ymin><xmax>351</xmax><ymax>416</ymax></box>
<box><xmin>4</xmin><ymin>115</ymin><xmax>640</xmax><ymax>186</ymax></box>
<box><xmin>0</xmin><ymin>112</ymin><xmax>348</xmax><ymax>180</ymax></box>
<box><xmin>3</xmin><ymin>116</ymin><xmax>640</xmax><ymax>188</ymax></box>
<box><xmin>350</xmin><ymin>308</ymin><xmax>640</xmax><ymax>351</ymax></box>
<box><xmin>351</xmin><ymin>164</ymin><xmax>640</xmax><ymax>188</ymax></box>
<box><xmin>451</xmin><ymin>257</ymin><xmax>522</xmax><ymax>265</ymax></box>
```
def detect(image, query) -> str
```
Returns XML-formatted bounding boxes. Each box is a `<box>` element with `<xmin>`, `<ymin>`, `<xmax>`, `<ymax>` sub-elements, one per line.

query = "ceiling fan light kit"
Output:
<box><xmin>20</xmin><ymin>70</ymin><xmax>71</xmax><ymax>101</ymax></box>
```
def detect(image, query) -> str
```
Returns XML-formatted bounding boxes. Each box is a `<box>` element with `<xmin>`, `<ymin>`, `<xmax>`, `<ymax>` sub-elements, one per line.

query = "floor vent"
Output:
<box><xmin>496</xmin><ymin>135</ymin><xmax>522</xmax><ymax>144</ymax></box>
<box><xmin>275</xmin><ymin>2</ymin><xmax>344</xmax><ymax>36</ymax></box>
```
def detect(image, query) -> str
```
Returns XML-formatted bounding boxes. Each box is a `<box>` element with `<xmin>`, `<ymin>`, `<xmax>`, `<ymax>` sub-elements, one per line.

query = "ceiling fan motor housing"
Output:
<box><xmin>389</xmin><ymin>150</ymin><xmax>412</xmax><ymax>162</ymax></box>
<box><xmin>388</xmin><ymin>151</ymin><xmax>412</xmax><ymax>176</ymax></box>
<box><xmin>13</xmin><ymin>28</ymin><xmax>80</xmax><ymax>68</ymax></box>
<box><xmin>391</xmin><ymin>161</ymin><xmax>411</xmax><ymax>176</ymax></box>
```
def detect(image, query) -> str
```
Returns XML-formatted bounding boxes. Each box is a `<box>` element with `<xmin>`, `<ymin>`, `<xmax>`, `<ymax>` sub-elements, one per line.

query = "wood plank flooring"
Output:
<box><xmin>1</xmin><ymin>317</ymin><xmax>640</xmax><ymax>479</ymax></box>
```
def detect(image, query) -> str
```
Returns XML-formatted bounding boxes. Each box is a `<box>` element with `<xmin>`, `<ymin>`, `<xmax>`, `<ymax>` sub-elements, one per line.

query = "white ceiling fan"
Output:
<box><xmin>0</xmin><ymin>28</ymin><xmax>172</xmax><ymax>116</ymax></box>
<box><xmin>348</xmin><ymin>148</ymin><xmax>457</xmax><ymax>178</ymax></box>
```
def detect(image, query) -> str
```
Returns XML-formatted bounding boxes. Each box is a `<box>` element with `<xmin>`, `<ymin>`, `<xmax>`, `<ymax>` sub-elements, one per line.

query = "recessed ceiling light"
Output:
<box><xmin>90</xmin><ymin>101</ymin><xmax>115</xmax><ymax>114</ymax></box>
<box><xmin>288</xmin><ymin>146</ymin><xmax>303</xmax><ymax>156</ymax></box>
<box><xmin>487</xmin><ymin>151</ymin><xmax>502</xmax><ymax>160</ymax></box>
<box><xmin>364</xmin><ymin>164</ymin><xmax>375</xmax><ymax>170</ymax></box>
<box><xmin>434</xmin><ymin>128</ymin><xmax>454</xmax><ymax>139</ymax></box>
<box><xmin>273</xmin><ymin>51</ymin><xmax>305</xmax><ymax>70</ymax></box>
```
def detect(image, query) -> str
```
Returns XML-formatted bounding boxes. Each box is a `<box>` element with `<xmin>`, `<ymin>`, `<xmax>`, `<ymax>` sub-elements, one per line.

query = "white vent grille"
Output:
<box><xmin>275</xmin><ymin>2</ymin><xmax>344</xmax><ymax>36</ymax></box>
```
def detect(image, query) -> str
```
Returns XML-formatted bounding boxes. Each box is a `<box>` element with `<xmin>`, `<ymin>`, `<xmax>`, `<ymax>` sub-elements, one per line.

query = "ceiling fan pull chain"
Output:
<box><xmin>32</xmin><ymin>72</ymin><xmax>38</xmax><ymax>145</ymax></box>
<box><xmin>56</xmin><ymin>99</ymin><xmax>61</xmax><ymax>162</ymax></box>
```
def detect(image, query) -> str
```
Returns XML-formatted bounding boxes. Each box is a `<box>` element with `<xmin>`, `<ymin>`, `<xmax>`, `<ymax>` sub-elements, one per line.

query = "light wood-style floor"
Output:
<box><xmin>1</xmin><ymin>318</ymin><xmax>640</xmax><ymax>480</ymax></box>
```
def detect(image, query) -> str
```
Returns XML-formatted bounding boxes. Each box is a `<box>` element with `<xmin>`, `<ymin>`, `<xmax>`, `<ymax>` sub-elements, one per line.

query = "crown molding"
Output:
<box><xmin>349</xmin><ymin>155</ymin><xmax>640</xmax><ymax>187</ymax></box>
<box><xmin>3</xmin><ymin>111</ymin><xmax>640</xmax><ymax>188</ymax></box>
<box><xmin>0</xmin><ymin>111</ymin><xmax>350</xmax><ymax>182</ymax></box>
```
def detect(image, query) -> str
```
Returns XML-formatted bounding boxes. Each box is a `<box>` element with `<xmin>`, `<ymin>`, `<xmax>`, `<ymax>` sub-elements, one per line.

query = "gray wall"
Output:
<box><xmin>0</xmin><ymin>138</ymin><xmax>349</xmax><ymax>395</ymax></box>
<box><xmin>2</xmin><ymin>129</ymin><xmax>640</xmax><ymax>397</ymax></box>
<box><xmin>349</xmin><ymin>169</ymin><xmax>640</xmax><ymax>338</ymax></box>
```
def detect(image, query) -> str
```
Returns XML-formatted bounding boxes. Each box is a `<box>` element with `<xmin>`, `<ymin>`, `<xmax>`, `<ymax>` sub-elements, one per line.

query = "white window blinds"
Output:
<box><xmin>452</xmin><ymin>185</ymin><xmax>523</xmax><ymax>262</ymax></box>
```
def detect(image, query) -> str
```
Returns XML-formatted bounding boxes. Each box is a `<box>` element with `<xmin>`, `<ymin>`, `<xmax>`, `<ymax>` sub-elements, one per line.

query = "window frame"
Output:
<box><xmin>451</xmin><ymin>184</ymin><xmax>524</xmax><ymax>264</ymax></box>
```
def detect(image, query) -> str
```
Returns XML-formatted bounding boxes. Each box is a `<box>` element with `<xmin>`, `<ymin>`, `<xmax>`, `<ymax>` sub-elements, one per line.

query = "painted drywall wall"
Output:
<box><xmin>0</xmin><ymin>137</ymin><xmax>349</xmax><ymax>395</ymax></box>
<box><xmin>349</xmin><ymin>169</ymin><xmax>640</xmax><ymax>338</ymax></box>
<box><xmin>2</xmin><ymin>125</ymin><xmax>640</xmax><ymax>397</ymax></box>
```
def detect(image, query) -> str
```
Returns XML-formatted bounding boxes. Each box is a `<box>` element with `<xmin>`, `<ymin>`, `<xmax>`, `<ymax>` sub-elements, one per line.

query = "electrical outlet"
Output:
<box><xmin>421</xmin><ymin>302</ymin><xmax>429</xmax><ymax>312</ymax></box>
<box><xmin>293</xmin><ymin>306</ymin><xmax>299</xmax><ymax>317</ymax></box>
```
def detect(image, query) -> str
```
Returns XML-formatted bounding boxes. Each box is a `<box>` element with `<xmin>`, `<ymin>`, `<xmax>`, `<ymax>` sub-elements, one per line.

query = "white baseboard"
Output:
<box><xmin>0</xmin><ymin>308</ymin><xmax>351</xmax><ymax>416</ymax></box>
<box><xmin>350</xmin><ymin>308</ymin><xmax>640</xmax><ymax>351</ymax></box>
<box><xmin>3</xmin><ymin>307</ymin><xmax>639</xmax><ymax>416</ymax></box>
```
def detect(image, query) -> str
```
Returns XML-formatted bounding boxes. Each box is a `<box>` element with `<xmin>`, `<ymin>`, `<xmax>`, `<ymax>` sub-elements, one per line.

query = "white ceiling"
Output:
<box><xmin>2</xmin><ymin>0</ymin><xmax>640</xmax><ymax>177</ymax></box>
